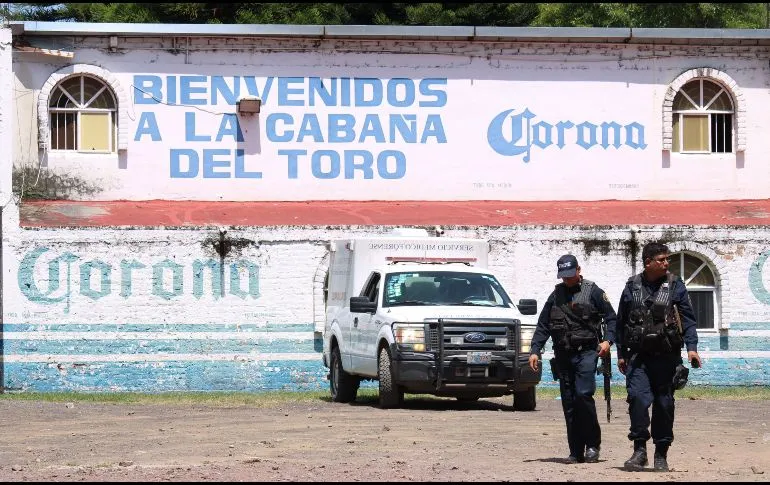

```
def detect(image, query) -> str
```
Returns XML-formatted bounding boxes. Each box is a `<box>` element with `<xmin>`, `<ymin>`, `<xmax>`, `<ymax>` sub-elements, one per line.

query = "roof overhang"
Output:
<box><xmin>9</xmin><ymin>21</ymin><xmax>770</xmax><ymax>45</ymax></box>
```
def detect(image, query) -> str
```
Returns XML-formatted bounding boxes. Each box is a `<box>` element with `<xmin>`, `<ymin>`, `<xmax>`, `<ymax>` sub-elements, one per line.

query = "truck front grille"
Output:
<box><xmin>426</xmin><ymin>319</ymin><xmax>518</xmax><ymax>352</ymax></box>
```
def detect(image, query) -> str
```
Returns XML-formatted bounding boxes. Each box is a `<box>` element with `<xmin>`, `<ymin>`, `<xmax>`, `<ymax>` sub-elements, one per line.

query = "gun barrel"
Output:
<box><xmin>602</xmin><ymin>355</ymin><xmax>612</xmax><ymax>423</ymax></box>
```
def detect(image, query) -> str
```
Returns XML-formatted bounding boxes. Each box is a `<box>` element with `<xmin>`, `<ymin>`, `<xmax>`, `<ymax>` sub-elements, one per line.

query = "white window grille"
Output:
<box><xmin>669</xmin><ymin>252</ymin><xmax>718</xmax><ymax>330</ymax></box>
<box><xmin>49</xmin><ymin>75</ymin><xmax>117</xmax><ymax>152</ymax></box>
<box><xmin>672</xmin><ymin>79</ymin><xmax>734</xmax><ymax>154</ymax></box>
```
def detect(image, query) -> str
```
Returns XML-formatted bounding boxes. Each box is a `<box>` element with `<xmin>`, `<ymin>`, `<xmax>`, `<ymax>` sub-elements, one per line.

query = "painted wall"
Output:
<box><xmin>11</xmin><ymin>35</ymin><xmax>770</xmax><ymax>202</ymax></box>
<box><xmin>4</xmin><ymin>27</ymin><xmax>770</xmax><ymax>393</ymax></box>
<box><xmin>3</xmin><ymin>210</ymin><xmax>770</xmax><ymax>391</ymax></box>
<box><xmin>0</xmin><ymin>28</ymin><xmax>10</xmax><ymax>202</ymax></box>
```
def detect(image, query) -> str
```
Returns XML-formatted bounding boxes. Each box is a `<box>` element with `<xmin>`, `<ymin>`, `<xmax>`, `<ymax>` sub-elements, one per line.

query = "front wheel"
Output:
<box><xmin>513</xmin><ymin>387</ymin><xmax>537</xmax><ymax>411</ymax></box>
<box><xmin>378</xmin><ymin>347</ymin><xmax>404</xmax><ymax>408</ymax></box>
<box><xmin>330</xmin><ymin>346</ymin><xmax>359</xmax><ymax>403</ymax></box>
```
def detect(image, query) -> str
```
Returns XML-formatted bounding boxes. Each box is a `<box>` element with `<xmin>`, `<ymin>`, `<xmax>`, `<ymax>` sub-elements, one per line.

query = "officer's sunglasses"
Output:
<box><xmin>652</xmin><ymin>255</ymin><xmax>671</xmax><ymax>264</ymax></box>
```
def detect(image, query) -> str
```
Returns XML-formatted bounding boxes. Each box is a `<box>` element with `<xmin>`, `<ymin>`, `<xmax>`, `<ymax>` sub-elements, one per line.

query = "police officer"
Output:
<box><xmin>529</xmin><ymin>254</ymin><xmax>617</xmax><ymax>464</ymax></box>
<box><xmin>616</xmin><ymin>242</ymin><xmax>702</xmax><ymax>472</ymax></box>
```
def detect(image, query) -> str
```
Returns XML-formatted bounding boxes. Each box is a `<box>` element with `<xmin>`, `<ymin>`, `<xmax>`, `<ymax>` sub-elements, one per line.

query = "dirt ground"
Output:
<box><xmin>0</xmin><ymin>394</ymin><xmax>767</xmax><ymax>482</ymax></box>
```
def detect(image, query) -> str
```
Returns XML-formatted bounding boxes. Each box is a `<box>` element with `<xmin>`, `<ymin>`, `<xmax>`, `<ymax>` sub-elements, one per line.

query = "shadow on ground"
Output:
<box><xmin>319</xmin><ymin>394</ymin><xmax>539</xmax><ymax>413</ymax></box>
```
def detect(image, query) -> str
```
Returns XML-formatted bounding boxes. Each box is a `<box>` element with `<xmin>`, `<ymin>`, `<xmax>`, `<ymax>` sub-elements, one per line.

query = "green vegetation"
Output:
<box><xmin>672</xmin><ymin>385</ymin><xmax>770</xmax><ymax>400</ymax></box>
<box><xmin>2</xmin><ymin>3</ymin><xmax>769</xmax><ymax>29</ymax></box>
<box><xmin>528</xmin><ymin>385</ymin><xmax>770</xmax><ymax>401</ymax></box>
<box><xmin>1</xmin><ymin>385</ymin><xmax>767</xmax><ymax>407</ymax></box>
<box><xmin>551</xmin><ymin>385</ymin><xmax>770</xmax><ymax>401</ymax></box>
<box><xmin>0</xmin><ymin>389</ymin><xmax>336</xmax><ymax>407</ymax></box>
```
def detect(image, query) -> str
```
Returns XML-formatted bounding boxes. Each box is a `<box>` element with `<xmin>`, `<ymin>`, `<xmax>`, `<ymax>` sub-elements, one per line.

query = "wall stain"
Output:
<box><xmin>13</xmin><ymin>166</ymin><xmax>102</xmax><ymax>200</ymax></box>
<box><xmin>623</xmin><ymin>229</ymin><xmax>639</xmax><ymax>274</ymax></box>
<box><xmin>202</xmin><ymin>233</ymin><xmax>258</xmax><ymax>259</ymax></box>
<box><xmin>574</xmin><ymin>238</ymin><xmax>612</xmax><ymax>257</ymax></box>
<box><xmin>659</xmin><ymin>228</ymin><xmax>690</xmax><ymax>243</ymax></box>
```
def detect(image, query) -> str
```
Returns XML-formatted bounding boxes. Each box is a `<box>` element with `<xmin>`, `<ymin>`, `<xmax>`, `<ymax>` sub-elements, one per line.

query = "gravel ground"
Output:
<box><xmin>0</xmin><ymin>395</ymin><xmax>767</xmax><ymax>482</ymax></box>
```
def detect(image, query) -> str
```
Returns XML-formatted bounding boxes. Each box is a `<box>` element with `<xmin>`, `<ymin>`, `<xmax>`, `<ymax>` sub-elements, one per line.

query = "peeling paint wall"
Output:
<box><xmin>2</xmin><ymin>208</ymin><xmax>770</xmax><ymax>392</ymax></box>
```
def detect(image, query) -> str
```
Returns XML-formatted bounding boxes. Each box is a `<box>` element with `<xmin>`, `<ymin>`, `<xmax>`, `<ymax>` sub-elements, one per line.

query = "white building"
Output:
<box><xmin>2</xmin><ymin>22</ymin><xmax>769</xmax><ymax>391</ymax></box>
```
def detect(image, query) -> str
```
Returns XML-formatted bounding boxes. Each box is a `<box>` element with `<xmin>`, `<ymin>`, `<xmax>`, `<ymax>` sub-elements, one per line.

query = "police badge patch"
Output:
<box><xmin>602</xmin><ymin>292</ymin><xmax>610</xmax><ymax>302</ymax></box>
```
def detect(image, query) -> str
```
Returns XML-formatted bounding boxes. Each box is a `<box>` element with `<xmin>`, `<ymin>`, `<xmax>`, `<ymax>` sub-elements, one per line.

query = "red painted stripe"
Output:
<box><xmin>18</xmin><ymin>199</ymin><xmax>770</xmax><ymax>227</ymax></box>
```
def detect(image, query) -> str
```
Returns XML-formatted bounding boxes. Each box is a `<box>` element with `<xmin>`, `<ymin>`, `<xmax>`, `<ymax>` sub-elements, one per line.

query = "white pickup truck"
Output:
<box><xmin>321</xmin><ymin>230</ymin><xmax>542</xmax><ymax>410</ymax></box>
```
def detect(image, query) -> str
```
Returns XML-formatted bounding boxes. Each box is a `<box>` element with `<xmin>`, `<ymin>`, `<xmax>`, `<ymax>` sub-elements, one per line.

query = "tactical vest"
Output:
<box><xmin>549</xmin><ymin>279</ymin><xmax>602</xmax><ymax>351</ymax></box>
<box><xmin>623</xmin><ymin>272</ymin><xmax>683</xmax><ymax>354</ymax></box>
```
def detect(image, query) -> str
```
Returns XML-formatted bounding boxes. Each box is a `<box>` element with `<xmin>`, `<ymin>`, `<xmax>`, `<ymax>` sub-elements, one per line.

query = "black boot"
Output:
<box><xmin>585</xmin><ymin>447</ymin><xmax>600</xmax><ymax>463</ymax></box>
<box><xmin>654</xmin><ymin>445</ymin><xmax>669</xmax><ymax>472</ymax></box>
<box><xmin>624</xmin><ymin>440</ymin><xmax>648</xmax><ymax>471</ymax></box>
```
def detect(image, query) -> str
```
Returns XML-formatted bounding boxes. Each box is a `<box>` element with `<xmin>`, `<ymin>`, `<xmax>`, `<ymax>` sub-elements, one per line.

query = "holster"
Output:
<box><xmin>672</xmin><ymin>363</ymin><xmax>689</xmax><ymax>390</ymax></box>
<box><xmin>549</xmin><ymin>357</ymin><xmax>559</xmax><ymax>381</ymax></box>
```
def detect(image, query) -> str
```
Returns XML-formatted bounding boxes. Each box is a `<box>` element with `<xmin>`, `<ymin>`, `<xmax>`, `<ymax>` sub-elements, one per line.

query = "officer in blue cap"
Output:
<box><xmin>616</xmin><ymin>242</ymin><xmax>702</xmax><ymax>472</ymax></box>
<box><xmin>529</xmin><ymin>254</ymin><xmax>617</xmax><ymax>464</ymax></box>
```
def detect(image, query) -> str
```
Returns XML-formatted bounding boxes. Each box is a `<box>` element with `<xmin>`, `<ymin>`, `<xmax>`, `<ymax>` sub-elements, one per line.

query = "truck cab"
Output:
<box><xmin>322</xmin><ymin>232</ymin><xmax>542</xmax><ymax>410</ymax></box>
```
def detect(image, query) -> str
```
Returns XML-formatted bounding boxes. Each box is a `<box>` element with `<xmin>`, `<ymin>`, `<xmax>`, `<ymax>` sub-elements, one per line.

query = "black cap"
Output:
<box><xmin>556</xmin><ymin>254</ymin><xmax>578</xmax><ymax>278</ymax></box>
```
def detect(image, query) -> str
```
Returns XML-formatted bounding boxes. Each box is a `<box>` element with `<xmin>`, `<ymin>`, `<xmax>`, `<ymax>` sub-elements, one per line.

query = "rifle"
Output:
<box><xmin>600</xmin><ymin>350</ymin><xmax>612</xmax><ymax>423</ymax></box>
<box><xmin>597</xmin><ymin>320</ymin><xmax>611</xmax><ymax>423</ymax></box>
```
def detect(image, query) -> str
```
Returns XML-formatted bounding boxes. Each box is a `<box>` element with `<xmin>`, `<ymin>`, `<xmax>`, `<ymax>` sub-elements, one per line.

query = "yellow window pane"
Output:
<box><xmin>682</xmin><ymin>115</ymin><xmax>708</xmax><ymax>151</ymax></box>
<box><xmin>80</xmin><ymin>112</ymin><xmax>111</xmax><ymax>151</ymax></box>
<box><xmin>672</xmin><ymin>116</ymin><xmax>680</xmax><ymax>152</ymax></box>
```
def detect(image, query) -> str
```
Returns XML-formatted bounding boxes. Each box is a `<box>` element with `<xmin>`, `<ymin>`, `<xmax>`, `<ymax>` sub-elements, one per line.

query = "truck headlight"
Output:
<box><xmin>393</xmin><ymin>323</ymin><xmax>426</xmax><ymax>352</ymax></box>
<box><xmin>520</xmin><ymin>326</ymin><xmax>535</xmax><ymax>353</ymax></box>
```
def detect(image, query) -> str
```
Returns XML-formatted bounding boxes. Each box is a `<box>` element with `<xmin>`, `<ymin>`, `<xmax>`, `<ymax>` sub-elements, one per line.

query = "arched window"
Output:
<box><xmin>669</xmin><ymin>252</ymin><xmax>718</xmax><ymax>330</ymax></box>
<box><xmin>49</xmin><ymin>74</ymin><xmax>117</xmax><ymax>152</ymax></box>
<box><xmin>672</xmin><ymin>79</ymin><xmax>734</xmax><ymax>153</ymax></box>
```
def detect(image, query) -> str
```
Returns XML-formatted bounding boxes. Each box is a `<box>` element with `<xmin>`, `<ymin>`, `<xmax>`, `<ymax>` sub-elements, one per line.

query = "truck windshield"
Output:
<box><xmin>383</xmin><ymin>271</ymin><xmax>513</xmax><ymax>308</ymax></box>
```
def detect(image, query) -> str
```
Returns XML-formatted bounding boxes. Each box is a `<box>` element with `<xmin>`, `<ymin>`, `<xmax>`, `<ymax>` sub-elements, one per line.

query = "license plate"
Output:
<box><xmin>467</xmin><ymin>351</ymin><xmax>492</xmax><ymax>365</ymax></box>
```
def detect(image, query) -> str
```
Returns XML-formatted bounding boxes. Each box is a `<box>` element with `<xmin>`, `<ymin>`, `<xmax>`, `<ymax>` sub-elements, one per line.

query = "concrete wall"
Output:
<box><xmin>3</xmin><ymin>210</ymin><xmax>769</xmax><ymax>391</ymax></box>
<box><xmin>0</xmin><ymin>27</ymin><xmax>11</xmax><ymax>202</ymax></box>
<box><xmin>10</xmin><ymin>34</ymin><xmax>770</xmax><ymax>201</ymax></box>
<box><xmin>4</xmin><ymin>26</ymin><xmax>770</xmax><ymax>392</ymax></box>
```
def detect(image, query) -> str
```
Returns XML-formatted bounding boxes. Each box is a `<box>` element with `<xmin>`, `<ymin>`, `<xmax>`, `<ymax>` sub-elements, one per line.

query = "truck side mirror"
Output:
<box><xmin>517</xmin><ymin>298</ymin><xmax>538</xmax><ymax>315</ymax></box>
<box><xmin>350</xmin><ymin>296</ymin><xmax>377</xmax><ymax>314</ymax></box>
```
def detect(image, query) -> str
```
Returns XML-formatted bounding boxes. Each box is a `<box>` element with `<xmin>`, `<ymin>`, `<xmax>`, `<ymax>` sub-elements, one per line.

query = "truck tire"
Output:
<box><xmin>330</xmin><ymin>346</ymin><xmax>359</xmax><ymax>403</ymax></box>
<box><xmin>513</xmin><ymin>387</ymin><xmax>537</xmax><ymax>411</ymax></box>
<box><xmin>378</xmin><ymin>347</ymin><xmax>404</xmax><ymax>408</ymax></box>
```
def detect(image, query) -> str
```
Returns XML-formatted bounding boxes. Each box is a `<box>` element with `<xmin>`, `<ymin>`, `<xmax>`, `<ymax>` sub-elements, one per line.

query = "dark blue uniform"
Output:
<box><xmin>616</xmin><ymin>272</ymin><xmax>698</xmax><ymax>447</ymax></box>
<box><xmin>531</xmin><ymin>278</ymin><xmax>617</xmax><ymax>461</ymax></box>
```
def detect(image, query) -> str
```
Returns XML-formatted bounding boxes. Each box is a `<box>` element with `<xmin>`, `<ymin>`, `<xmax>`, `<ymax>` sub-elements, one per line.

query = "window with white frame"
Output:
<box><xmin>671</xmin><ymin>79</ymin><xmax>734</xmax><ymax>153</ymax></box>
<box><xmin>669</xmin><ymin>252</ymin><xmax>718</xmax><ymax>330</ymax></box>
<box><xmin>48</xmin><ymin>74</ymin><xmax>117</xmax><ymax>152</ymax></box>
